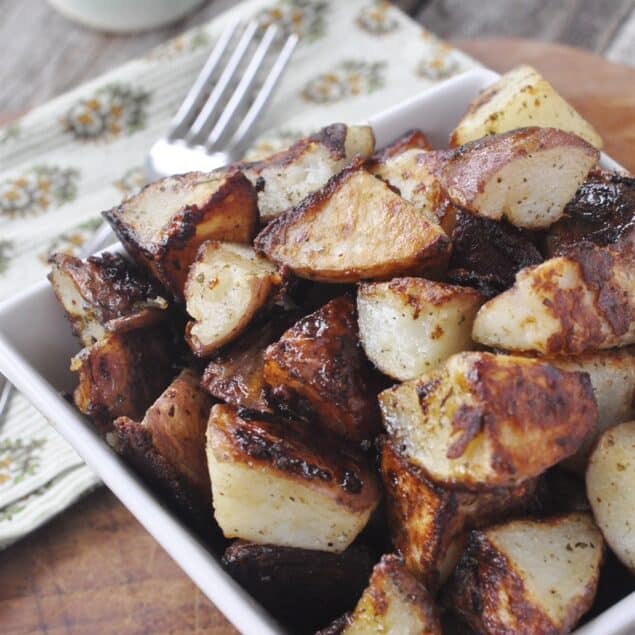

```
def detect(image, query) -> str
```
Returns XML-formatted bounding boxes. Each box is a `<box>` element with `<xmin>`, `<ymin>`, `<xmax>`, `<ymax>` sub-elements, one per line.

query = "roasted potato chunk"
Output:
<box><xmin>242</xmin><ymin>123</ymin><xmax>374</xmax><ymax>223</ymax></box>
<box><xmin>472</xmin><ymin>234</ymin><xmax>635</xmax><ymax>355</ymax></box>
<box><xmin>201</xmin><ymin>317</ymin><xmax>295</xmax><ymax>413</ymax></box>
<box><xmin>444</xmin><ymin>513</ymin><xmax>604</xmax><ymax>635</ymax></box>
<box><xmin>545</xmin><ymin>169</ymin><xmax>635</xmax><ymax>257</ymax></box>
<box><xmin>222</xmin><ymin>541</ymin><xmax>373</xmax><ymax>632</ymax></box>
<box><xmin>380</xmin><ymin>439</ymin><xmax>538</xmax><ymax>588</ymax></box>
<box><xmin>379</xmin><ymin>352</ymin><xmax>597</xmax><ymax>489</ymax></box>
<box><xmin>184</xmin><ymin>241</ymin><xmax>281</xmax><ymax>357</ymax></box>
<box><xmin>358</xmin><ymin>278</ymin><xmax>484</xmax><ymax>381</ymax></box>
<box><xmin>255</xmin><ymin>161</ymin><xmax>450</xmax><ymax>283</ymax></box>
<box><xmin>448</xmin><ymin>209</ymin><xmax>544</xmax><ymax>296</ymax></box>
<box><xmin>439</xmin><ymin>128</ymin><xmax>599</xmax><ymax>229</ymax></box>
<box><xmin>263</xmin><ymin>296</ymin><xmax>382</xmax><ymax>444</ymax></box>
<box><xmin>111</xmin><ymin>369</ymin><xmax>212</xmax><ymax>529</ymax></box>
<box><xmin>71</xmin><ymin>327</ymin><xmax>173</xmax><ymax>427</ymax></box>
<box><xmin>206</xmin><ymin>404</ymin><xmax>381</xmax><ymax>552</ymax></box>
<box><xmin>341</xmin><ymin>554</ymin><xmax>442</xmax><ymax>635</ymax></box>
<box><xmin>48</xmin><ymin>252</ymin><xmax>169</xmax><ymax>347</ymax></box>
<box><xmin>450</xmin><ymin>65</ymin><xmax>603</xmax><ymax>148</ymax></box>
<box><xmin>371</xmin><ymin>129</ymin><xmax>432</xmax><ymax>161</ymax></box>
<box><xmin>103</xmin><ymin>170</ymin><xmax>258</xmax><ymax>299</ymax></box>
<box><xmin>550</xmin><ymin>348</ymin><xmax>635</xmax><ymax>472</ymax></box>
<box><xmin>587</xmin><ymin>421</ymin><xmax>635</xmax><ymax>573</ymax></box>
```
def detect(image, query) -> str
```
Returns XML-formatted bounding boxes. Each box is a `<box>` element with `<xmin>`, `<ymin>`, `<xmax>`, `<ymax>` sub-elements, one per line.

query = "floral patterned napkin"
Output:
<box><xmin>0</xmin><ymin>0</ymin><xmax>480</xmax><ymax>548</ymax></box>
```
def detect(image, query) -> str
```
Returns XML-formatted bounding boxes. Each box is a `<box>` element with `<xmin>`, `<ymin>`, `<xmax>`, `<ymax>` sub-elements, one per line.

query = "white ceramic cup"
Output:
<box><xmin>47</xmin><ymin>0</ymin><xmax>206</xmax><ymax>33</ymax></box>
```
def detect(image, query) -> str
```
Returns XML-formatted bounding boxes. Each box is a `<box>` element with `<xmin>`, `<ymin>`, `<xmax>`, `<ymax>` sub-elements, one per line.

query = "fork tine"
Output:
<box><xmin>206</xmin><ymin>24</ymin><xmax>278</xmax><ymax>150</ymax></box>
<box><xmin>0</xmin><ymin>374</ymin><xmax>12</xmax><ymax>420</ymax></box>
<box><xmin>168</xmin><ymin>19</ymin><xmax>239</xmax><ymax>141</ymax></box>
<box><xmin>228</xmin><ymin>32</ymin><xmax>299</xmax><ymax>153</ymax></box>
<box><xmin>186</xmin><ymin>20</ymin><xmax>260</xmax><ymax>144</ymax></box>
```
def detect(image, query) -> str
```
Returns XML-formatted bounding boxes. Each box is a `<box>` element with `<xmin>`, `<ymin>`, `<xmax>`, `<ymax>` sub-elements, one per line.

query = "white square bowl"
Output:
<box><xmin>0</xmin><ymin>67</ymin><xmax>632</xmax><ymax>635</ymax></box>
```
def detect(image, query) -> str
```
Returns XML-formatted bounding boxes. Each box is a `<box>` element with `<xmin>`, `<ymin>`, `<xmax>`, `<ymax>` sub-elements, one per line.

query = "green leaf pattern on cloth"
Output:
<box><xmin>0</xmin><ymin>0</ymin><xmax>480</xmax><ymax>549</ymax></box>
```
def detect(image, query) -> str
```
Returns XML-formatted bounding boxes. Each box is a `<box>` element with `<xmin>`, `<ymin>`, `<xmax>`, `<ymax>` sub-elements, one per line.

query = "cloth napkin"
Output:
<box><xmin>0</xmin><ymin>0</ymin><xmax>479</xmax><ymax>548</ymax></box>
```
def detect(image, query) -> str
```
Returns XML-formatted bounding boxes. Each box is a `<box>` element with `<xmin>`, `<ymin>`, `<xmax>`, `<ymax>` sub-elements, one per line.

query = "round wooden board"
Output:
<box><xmin>1</xmin><ymin>38</ymin><xmax>634</xmax><ymax>635</ymax></box>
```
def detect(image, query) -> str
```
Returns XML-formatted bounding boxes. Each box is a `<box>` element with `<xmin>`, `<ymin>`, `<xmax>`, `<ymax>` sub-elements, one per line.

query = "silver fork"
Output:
<box><xmin>147</xmin><ymin>18</ymin><xmax>298</xmax><ymax>178</ymax></box>
<box><xmin>0</xmin><ymin>19</ymin><xmax>298</xmax><ymax>424</ymax></box>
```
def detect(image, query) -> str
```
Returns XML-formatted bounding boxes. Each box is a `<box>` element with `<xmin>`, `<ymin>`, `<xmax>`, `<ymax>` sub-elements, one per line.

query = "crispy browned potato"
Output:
<box><xmin>379</xmin><ymin>352</ymin><xmax>597</xmax><ymax>489</ymax></box>
<box><xmin>183</xmin><ymin>241</ymin><xmax>281</xmax><ymax>357</ymax></box>
<box><xmin>544</xmin><ymin>169</ymin><xmax>635</xmax><ymax>257</ymax></box>
<box><xmin>447</xmin><ymin>209</ymin><xmax>544</xmax><ymax>296</ymax></box>
<box><xmin>444</xmin><ymin>513</ymin><xmax>604</xmax><ymax>635</ymax></box>
<box><xmin>71</xmin><ymin>327</ymin><xmax>174</xmax><ymax>428</ymax></box>
<box><xmin>357</xmin><ymin>278</ymin><xmax>484</xmax><ymax>381</ymax></box>
<box><xmin>242</xmin><ymin>123</ymin><xmax>375</xmax><ymax>223</ymax></box>
<box><xmin>206</xmin><ymin>404</ymin><xmax>381</xmax><ymax>553</ymax></box>
<box><xmin>472</xmin><ymin>233</ymin><xmax>635</xmax><ymax>355</ymax></box>
<box><xmin>222</xmin><ymin>540</ymin><xmax>373</xmax><ymax>632</ymax></box>
<box><xmin>103</xmin><ymin>169</ymin><xmax>258</xmax><ymax>299</ymax></box>
<box><xmin>112</xmin><ymin>369</ymin><xmax>212</xmax><ymax>528</ymax></box>
<box><xmin>48</xmin><ymin>252</ymin><xmax>169</xmax><ymax>346</ymax></box>
<box><xmin>380</xmin><ymin>439</ymin><xmax>538</xmax><ymax>588</ymax></box>
<box><xmin>439</xmin><ymin>128</ymin><xmax>599</xmax><ymax>229</ymax></box>
<box><xmin>340</xmin><ymin>554</ymin><xmax>442</xmax><ymax>635</ymax></box>
<box><xmin>255</xmin><ymin>161</ymin><xmax>450</xmax><ymax>283</ymax></box>
<box><xmin>587</xmin><ymin>421</ymin><xmax>635</xmax><ymax>573</ymax></box>
<box><xmin>263</xmin><ymin>296</ymin><xmax>382</xmax><ymax>444</ymax></box>
<box><xmin>201</xmin><ymin>317</ymin><xmax>295</xmax><ymax>413</ymax></box>
<box><xmin>450</xmin><ymin>65</ymin><xmax>603</xmax><ymax>148</ymax></box>
<box><xmin>549</xmin><ymin>348</ymin><xmax>635</xmax><ymax>472</ymax></box>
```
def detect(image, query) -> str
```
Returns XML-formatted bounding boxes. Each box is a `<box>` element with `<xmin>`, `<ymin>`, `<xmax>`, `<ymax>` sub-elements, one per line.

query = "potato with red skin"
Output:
<box><xmin>444</xmin><ymin>513</ymin><xmax>604</xmax><ymax>635</ymax></box>
<box><xmin>472</xmin><ymin>231</ymin><xmax>635</xmax><ymax>355</ymax></box>
<box><xmin>438</xmin><ymin>127</ymin><xmax>599</xmax><ymax>229</ymax></box>
<box><xmin>255</xmin><ymin>161</ymin><xmax>450</xmax><ymax>283</ymax></box>
<box><xmin>379</xmin><ymin>351</ymin><xmax>597</xmax><ymax>490</ymax></box>
<box><xmin>242</xmin><ymin>123</ymin><xmax>375</xmax><ymax>222</ymax></box>
<box><xmin>112</xmin><ymin>369</ymin><xmax>213</xmax><ymax>530</ymax></box>
<box><xmin>48</xmin><ymin>252</ymin><xmax>169</xmax><ymax>346</ymax></box>
<box><xmin>379</xmin><ymin>439</ymin><xmax>539</xmax><ymax>589</ymax></box>
<box><xmin>71</xmin><ymin>327</ymin><xmax>174</xmax><ymax>429</ymax></box>
<box><xmin>103</xmin><ymin>169</ymin><xmax>258</xmax><ymax>300</ymax></box>
<box><xmin>206</xmin><ymin>404</ymin><xmax>381</xmax><ymax>553</ymax></box>
<box><xmin>263</xmin><ymin>296</ymin><xmax>383</xmax><ymax>445</ymax></box>
<box><xmin>340</xmin><ymin>554</ymin><xmax>442</xmax><ymax>635</ymax></box>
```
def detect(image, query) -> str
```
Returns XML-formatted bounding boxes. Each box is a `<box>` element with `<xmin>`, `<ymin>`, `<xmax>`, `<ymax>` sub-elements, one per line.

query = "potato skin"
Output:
<box><xmin>380</xmin><ymin>439</ymin><xmax>538</xmax><ymax>588</ymax></box>
<box><xmin>48</xmin><ymin>252</ymin><xmax>169</xmax><ymax>345</ymax></box>
<box><xmin>545</xmin><ymin>169</ymin><xmax>635</xmax><ymax>257</ymax></box>
<box><xmin>444</xmin><ymin>514</ymin><xmax>604</xmax><ymax>635</ymax></box>
<box><xmin>71</xmin><ymin>327</ymin><xmax>174</xmax><ymax>429</ymax></box>
<box><xmin>380</xmin><ymin>352</ymin><xmax>598</xmax><ymax>490</ymax></box>
<box><xmin>202</xmin><ymin>317</ymin><xmax>296</xmax><ymax>413</ymax></box>
<box><xmin>112</xmin><ymin>369</ymin><xmax>213</xmax><ymax>532</ymax></box>
<box><xmin>368</xmin><ymin>128</ymin><xmax>432</xmax><ymax>164</ymax></box>
<box><xmin>104</xmin><ymin>170</ymin><xmax>258</xmax><ymax>300</ymax></box>
<box><xmin>254</xmin><ymin>160</ymin><xmax>450</xmax><ymax>283</ymax></box>
<box><xmin>263</xmin><ymin>296</ymin><xmax>383</xmax><ymax>444</ymax></box>
<box><xmin>222</xmin><ymin>540</ymin><xmax>373</xmax><ymax>632</ymax></box>
<box><xmin>448</xmin><ymin>209</ymin><xmax>543</xmax><ymax>296</ymax></box>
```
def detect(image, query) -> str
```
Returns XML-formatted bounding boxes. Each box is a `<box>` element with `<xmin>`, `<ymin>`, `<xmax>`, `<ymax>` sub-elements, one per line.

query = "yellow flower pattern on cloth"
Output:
<box><xmin>63</xmin><ymin>83</ymin><xmax>151</xmax><ymax>141</ymax></box>
<box><xmin>302</xmin><ymin>60</ymin><xmax>386</xmax><ymax>103</ymax></box>
<box><xmin>357</xmin><ymin>1</ymin><xmax>399</xmax><ymax>34</ymax></box>
<box><xmin>255</xmin><ymin>0</ymin><xmax>329</xmax><ymax>41</ymax></box>
<box><xmin>0</xmin><ymin>166</ymin><xmax>79</xmax><ymax>218</ymax></box>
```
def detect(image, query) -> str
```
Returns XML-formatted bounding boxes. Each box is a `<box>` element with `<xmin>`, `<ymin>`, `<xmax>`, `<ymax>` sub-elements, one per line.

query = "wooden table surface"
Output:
<box><xmin>2</xmin><ymin>3</ymin><xmax>635</xmax><ymax>635</ymax></box>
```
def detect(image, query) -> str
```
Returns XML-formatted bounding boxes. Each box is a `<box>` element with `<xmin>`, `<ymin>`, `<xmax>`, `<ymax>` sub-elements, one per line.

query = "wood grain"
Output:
<box><xmin>1</xmin><ymin>34</ymin><xmax>635</xmax><ymax>635</ymax></box>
